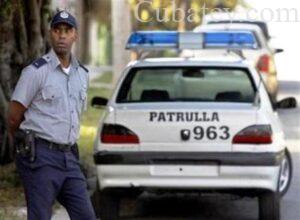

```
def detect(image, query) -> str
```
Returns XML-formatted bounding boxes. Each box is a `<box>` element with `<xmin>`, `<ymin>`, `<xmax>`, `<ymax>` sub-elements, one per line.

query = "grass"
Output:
<box><xmin>92</xmin><ymin>71</ymin><xmax>113</xmax><ymax>84</ymax></box>
<box><xmin>0</xmin><ymin>71</ymin><xmax>113</xmax><ymax>212</ymax></box>
<box><xmin>0</xmin><ymin>163</ymin><xmax>24</xmax><ymax>206</ymax></box>
<box><xmin>0</xmin><ymin>163</ymin><xmax>26</xmax><ymax>219</ymax></box>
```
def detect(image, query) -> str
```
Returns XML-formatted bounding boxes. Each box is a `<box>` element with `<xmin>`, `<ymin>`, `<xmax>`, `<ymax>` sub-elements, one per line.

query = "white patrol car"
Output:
<box><xmin>189</xmin><ymin>24</ymin><xmax>280</xmax><ymax>102</ymax></box>
<box><xmin>91</xmin><ymin>32</ymin><xmax>296</xmax><ymax>220</ymax></box>
<box><xmin>201</xmin><ymin>12</ymin><xmax>272</xmax><ymax>42</ymax></box>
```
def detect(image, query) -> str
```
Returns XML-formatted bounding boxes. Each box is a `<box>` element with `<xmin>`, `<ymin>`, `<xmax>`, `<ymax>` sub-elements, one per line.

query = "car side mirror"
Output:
<box><xmin>276</xmin><ymin>97</ymin><xmax>297</xmax><ymax>109</ymax></box>
<box><xmin>91</xmin><ymin>97</ymin><xmax>108</xmax><ymax>108</ymax></box>
<box><xmin>275</xmin><ymin>48</ymin><xmax>284</xmax><ymax>54</ymax></box>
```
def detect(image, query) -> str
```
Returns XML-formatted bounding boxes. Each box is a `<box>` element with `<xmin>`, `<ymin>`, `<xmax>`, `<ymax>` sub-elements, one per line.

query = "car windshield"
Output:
<box><xmin>116</xmin><ymin>67</ymin><xmax>256</xmax><ymax>103</ymax></box>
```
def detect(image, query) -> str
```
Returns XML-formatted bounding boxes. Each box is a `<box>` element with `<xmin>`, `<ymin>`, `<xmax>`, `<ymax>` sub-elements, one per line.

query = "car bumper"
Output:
<box><xmin>94</xmin><ymin>151</ymin><xmax>284</xmax><ymax>192</ymax></box>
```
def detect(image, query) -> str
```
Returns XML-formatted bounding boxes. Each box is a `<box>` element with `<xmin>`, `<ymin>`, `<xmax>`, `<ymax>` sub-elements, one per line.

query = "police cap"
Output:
<box><xmin>50</xmin><ymin>10</ymin><xmax>77</xmax><ymax>29</ymax></box>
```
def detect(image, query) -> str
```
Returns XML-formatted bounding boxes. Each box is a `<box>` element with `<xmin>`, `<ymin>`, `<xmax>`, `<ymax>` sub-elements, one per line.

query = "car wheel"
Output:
<box><xmin>259</xmin><ymin>191</ymin><xmax>280</xmax><ymax>220</ymax></box>
<box><xmin>91</xmin><ymin>186</ymin><xmax>120</xmax><ymax>220</ymax></box>
<box><xmin>278</xmin><ymin>149</ymin><xmax>293</xmax><ymax>197</ymax></box>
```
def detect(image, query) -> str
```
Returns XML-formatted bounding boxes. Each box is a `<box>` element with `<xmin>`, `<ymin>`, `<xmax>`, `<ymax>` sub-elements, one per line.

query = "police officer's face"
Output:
<box><xmin>50</xmin><ymin>23</ymin><xmax>77</xmax><ymax>56</ymax></box>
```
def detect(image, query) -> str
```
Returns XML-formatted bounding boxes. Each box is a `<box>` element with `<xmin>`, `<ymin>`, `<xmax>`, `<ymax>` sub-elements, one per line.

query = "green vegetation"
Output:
<box><xmin>91</xmin><ymin>71</ymin><xmax>113</xmax><ymax>85</ymax></box>
<box><xmin>0</xmin><ymin>163</ymin><xmax>24</xmax><ymax>206</ymax></box>
<box><xmin>78</xmin><ymin>71</ymin><xmax>113</xmax><ymax>163</ymax></box>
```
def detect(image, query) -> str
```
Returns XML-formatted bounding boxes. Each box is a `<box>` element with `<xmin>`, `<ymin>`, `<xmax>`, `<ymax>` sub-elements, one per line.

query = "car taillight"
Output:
<box><xmin>101</xmin><ymin>124</ymin><xmax>140</xmax><ymax>144</ymax></box>
<box><xmin>232</xmin><ymin>125</ymin><xmax>273</xmax><ymax>144</ymax></box>
<box><xmin>256</xmin><ymin>54</ymin><xmax>275</xmax><ymax>74</ymax></box>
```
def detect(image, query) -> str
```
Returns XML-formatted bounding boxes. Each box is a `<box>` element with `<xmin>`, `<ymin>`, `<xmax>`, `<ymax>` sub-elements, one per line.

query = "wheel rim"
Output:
<box><xmin>279</xmin><ymin>156</ymin><xmax>290</xmax><ymax>193</ymax></box>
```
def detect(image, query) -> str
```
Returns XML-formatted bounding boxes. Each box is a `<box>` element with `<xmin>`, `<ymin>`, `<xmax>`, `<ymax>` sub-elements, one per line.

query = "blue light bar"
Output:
<box><xmin>204</xmin><ymin>31</ymin><xmax>257</xmax><ymax>49</ymax></box>
<box><xmin>126</xmin><ymin>31</ymin><xmax>257</xmax><ymax>51</ymax></box>
<box><xmin>126</xmin><ymin>31</ymin><xmax>179</xmax><ymax>49</ymax></box>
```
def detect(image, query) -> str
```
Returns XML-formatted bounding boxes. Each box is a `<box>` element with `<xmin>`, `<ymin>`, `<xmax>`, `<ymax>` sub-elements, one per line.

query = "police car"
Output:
<box><xmin>91</xmin><ymin>32</ymin><xmax>296</xmax><ymax>220</ymax></box>
<box><xmin>201</xmin><ymin>12</ymin><xmax>272</xmax><ymax>42</ymax></box>
<box><xmin>188</xmin><ymin>24</ymin><xmax>280</xmax><ymax>102</ymax></box>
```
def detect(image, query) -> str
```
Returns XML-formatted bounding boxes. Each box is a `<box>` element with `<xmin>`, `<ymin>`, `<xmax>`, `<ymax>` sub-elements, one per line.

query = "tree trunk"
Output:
<box><xmin>0</xmin><ymin>0</ymin><xmax>51</xmax><ymax>163</ymax></box>
<box><xmin>111</xmin><ymin>0</ymin><xmax>131</xmax><ymax>84</ymax></box>
<box><xmin>27</xmin><ymin>0</ymin><xmax>43</xmax><ymax>59</ymax></box>
<box><xmin>177</xmin><ymin>0</ymin><xmax>188</xmax><ymax>31</ymax></box>
<box><xmin>78</xmin><ymin>0</ymin><xmax>92</xmax><ymax>64</ymax></box>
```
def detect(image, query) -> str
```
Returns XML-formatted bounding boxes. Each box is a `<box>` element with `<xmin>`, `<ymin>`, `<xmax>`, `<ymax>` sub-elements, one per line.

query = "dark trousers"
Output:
<box><xmin>16</xmin><ymin>139</ymin><xmax>96</xmax><ymax>220</ymax></box>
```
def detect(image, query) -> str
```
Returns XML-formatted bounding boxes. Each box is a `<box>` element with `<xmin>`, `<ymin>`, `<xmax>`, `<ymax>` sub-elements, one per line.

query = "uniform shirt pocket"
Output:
<box><xmin>42</xmin><ymin>86</ymin><xmax>58</xmax><ymax>100</ymax></box>
<box><xmin>41</xmin><ymin>86</ymin><xmax>63</xmax><ymax>114</ymax></box>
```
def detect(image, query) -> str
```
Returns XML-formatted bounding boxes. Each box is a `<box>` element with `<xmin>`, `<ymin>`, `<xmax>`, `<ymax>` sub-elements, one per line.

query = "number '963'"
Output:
<box><xmin>182</xmin><ymin>126</ymin><xmax>230</xmax><ymax>140</ymax></box>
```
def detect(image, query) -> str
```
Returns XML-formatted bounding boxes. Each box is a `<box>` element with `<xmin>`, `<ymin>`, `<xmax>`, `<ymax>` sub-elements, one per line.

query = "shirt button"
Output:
<box><xmin>71</xmin><ymin>110</ymin><xmax>74</xmax><ymax>113</ymax></box>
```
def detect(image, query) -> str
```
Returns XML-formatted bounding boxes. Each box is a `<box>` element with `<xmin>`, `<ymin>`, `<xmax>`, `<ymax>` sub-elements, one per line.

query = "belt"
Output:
<box><xmin>36</xmin><ymin>137</ymin><xmax>75</xmax><ymax>152</ymax></box>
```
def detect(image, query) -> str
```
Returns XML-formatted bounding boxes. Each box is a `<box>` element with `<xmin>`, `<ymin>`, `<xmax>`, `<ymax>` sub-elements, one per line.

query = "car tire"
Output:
<box><xmin>91</xmin><ymin>186</ymin><xmax>120</xmax><ymax>220</ymax></box>
<box><xmin>278</xmin><ymin>149</ymin><xmax>293</xmax><ymax>197</ymax></box>
<box><xmin>259</xmin><ymin>191</ymin><xmax>280</xmax><ymax>220</ymax></box>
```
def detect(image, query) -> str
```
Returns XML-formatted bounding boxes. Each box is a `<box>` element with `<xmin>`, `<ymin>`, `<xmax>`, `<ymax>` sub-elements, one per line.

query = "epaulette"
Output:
<box><xmin>32</xmin><ymin>58</ymin><xmax>47</xmax><ymax>69</ymax></box>
<box><xmin>79</xmin><ymin>62</ymin><xmax>89</xmax><ymax>73</ymax></box>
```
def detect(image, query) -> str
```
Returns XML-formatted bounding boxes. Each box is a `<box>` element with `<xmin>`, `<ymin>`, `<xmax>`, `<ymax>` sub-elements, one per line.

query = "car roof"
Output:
<box><xmin>194</xmin><ymin>23</ymin><xmax>266</xmax><ymax>47</ymax></box>
<box><xmin>202</xmin><ymin>13</ymin><xmax>271</xmax><ymax>40</ymax></box>
<box><xmin>128</xmin><ymin>56</ymin><xmax>251</xmax><ymax>69</ymax></box>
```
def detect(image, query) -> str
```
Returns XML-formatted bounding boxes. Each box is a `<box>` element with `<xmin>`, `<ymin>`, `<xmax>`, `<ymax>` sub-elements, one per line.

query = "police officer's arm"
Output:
<box><xmin>7</xmin><ymin>66</ymin><xmax>43</xmax><ymax>137</ymax></box>
<box><xmin>7</xmin><ymin>101</ymin><xmax>27</xmax><ymax>137</ymax></box>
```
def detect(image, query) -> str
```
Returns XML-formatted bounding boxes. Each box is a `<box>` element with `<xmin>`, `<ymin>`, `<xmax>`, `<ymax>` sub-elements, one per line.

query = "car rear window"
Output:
<box><xmin>116</xmin><ymin>67</ymin><xmax>256</xmax><ymax>103</ymax></box>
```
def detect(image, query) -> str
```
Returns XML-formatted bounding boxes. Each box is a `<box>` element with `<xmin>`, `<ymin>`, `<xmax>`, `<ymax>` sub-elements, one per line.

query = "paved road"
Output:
<box><xmin>52</xmin><ymin>80</ymin><xmax>300</xmax><ymax>220</ymax></box>
<box><xmin>278</xmin><ymin>81</ymin><xmax>300</xmax><ymax>220</ymax></box>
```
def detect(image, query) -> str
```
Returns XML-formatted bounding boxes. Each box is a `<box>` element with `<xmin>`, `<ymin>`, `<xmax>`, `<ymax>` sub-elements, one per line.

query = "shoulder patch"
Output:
<box><xmin>79</xmin><ymin>62</ymin><xmax>89</xmax><ymax>73</ymax></box>
<box><xmin>32</xmin><ymin>58</ymin><xmax>47</xmax><ymax>69</ymax></box>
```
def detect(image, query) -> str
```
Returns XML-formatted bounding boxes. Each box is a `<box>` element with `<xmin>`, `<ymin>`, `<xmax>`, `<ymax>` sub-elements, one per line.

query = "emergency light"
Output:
<box><xmin>126</xmin><ymin>31</ymin><xmax>203</xmax><ymax>50</ymax></box>
<box><xmin>204</xmin><ymin>31</ymin><xmax>257</xmax><ymax>49</ymax></box>
<box><xmin>126</xmin><ymin>31</ymin><xmax>257</xmax><ymax>50</ymax></box>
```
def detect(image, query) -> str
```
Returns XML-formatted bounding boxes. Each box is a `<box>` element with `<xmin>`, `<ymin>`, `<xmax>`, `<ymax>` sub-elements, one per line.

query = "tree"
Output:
<box><xmin>0</xmin><ymin>0</ymin><xmax>51</xmax><ymax>163</ymax></box>
<box><xmin>76</xmin><ymin>0</ymin><xmax>112</xmax><ymax>65</ymax></box>
<box><xmin>111</xmin><ymin>0</ymin><xmax>131</xmax><ymax>84</ymax></box>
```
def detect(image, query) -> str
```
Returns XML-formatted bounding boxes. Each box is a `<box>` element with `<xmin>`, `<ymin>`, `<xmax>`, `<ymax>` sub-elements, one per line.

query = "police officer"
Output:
<box><xmin>7</xmin><ymin>10</ymin><xmax>96</xmax><ymax>220</ymax></box>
